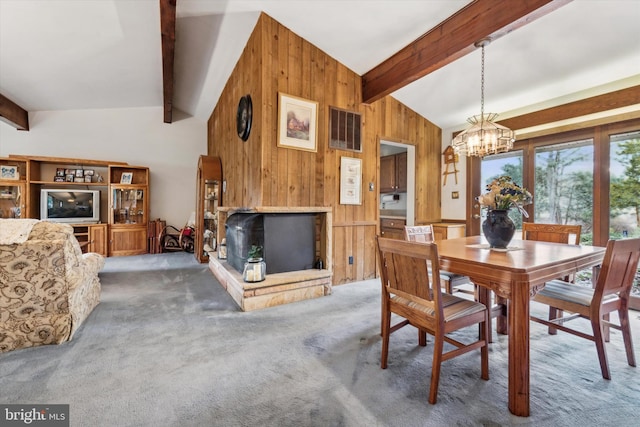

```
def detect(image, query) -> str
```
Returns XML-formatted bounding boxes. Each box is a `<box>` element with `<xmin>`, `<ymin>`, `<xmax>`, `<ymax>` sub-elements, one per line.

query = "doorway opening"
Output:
<box><xmin>380</xmin><ymin>139</ymin><xmax>415</xmax><ymax>226</ymax></box>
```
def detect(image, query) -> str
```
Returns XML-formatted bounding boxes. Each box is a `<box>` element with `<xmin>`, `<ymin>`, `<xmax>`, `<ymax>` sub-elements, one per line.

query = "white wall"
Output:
<box><xmin>0</xmin><ymin>107</ymin><xmax>207</xmax><ymax>228</ymax></box>
<box><xmin>441</xmin><ymin>125</ymin><xmax>467</xmax><ymax>220</ymax></box>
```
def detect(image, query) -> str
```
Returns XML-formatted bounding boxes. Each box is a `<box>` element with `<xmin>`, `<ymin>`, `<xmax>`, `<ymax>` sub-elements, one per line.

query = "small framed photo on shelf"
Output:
<box><xmin>75</xmin><ymin>169</ymin><xmax>84</xmax><ymax>177</ymax></box>
<box><xmin>65</xmin><ymin>174</ymin><xmax>75</xmax><ymax>182</ymax></box>
<box><xmin>120</xmin><ymin>172</ymin><xmax>133</xmax><ymax>184</ymax></box>
<box><xmin>84</xmin><ymin>169</ymin><xmax>94</xmax><ymax>176</ymax></box>
<box><xmin>136</xmin><ymin>189</ymin><xmax>143</xmax><ymax>200</ymax></box>
<box><xmin>0</xmin><ymin>165</ymin><xmax>19</xmax><ymax>180</ymax></box>
<box><xmin>56</xmin><ymin>168</ymin><xmax>65</xmax><ymax>177</ymax></box>
<box><xmin>74</xmin><ymin>176</ymin><xmax>85</xmax><ymax>183</ymax></box>
<box><xmin>84</xmin><ymin>176</ymin><xmax>92</xmax><ymax>183</ymax></box>
<box><xmin>54</xmin><ymin>176</ymin><xmax>65</xmax><ymax>182</ymax></box>
<box><xmin>65</xmin><ymin>168</ymin><xmax>74</xmax><ymax>175</ymax></box>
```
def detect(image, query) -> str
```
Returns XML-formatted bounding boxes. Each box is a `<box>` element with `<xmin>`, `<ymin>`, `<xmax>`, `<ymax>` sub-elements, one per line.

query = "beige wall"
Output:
<box><xmin>0</xmin><ymin>107</ymin><xmax>207</xmax><ymax>228</ymax></box>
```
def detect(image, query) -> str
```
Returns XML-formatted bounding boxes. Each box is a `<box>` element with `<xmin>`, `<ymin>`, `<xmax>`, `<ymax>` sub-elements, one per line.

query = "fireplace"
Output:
<box><xmin>225</xmin><ymin>212</ymin><xmax>316</xmax><ymax>274</ymax></box>
<box><xmin>209</xmin><ymin>207</ymin><xmax>332</xmax><ymax>311</ymax></box>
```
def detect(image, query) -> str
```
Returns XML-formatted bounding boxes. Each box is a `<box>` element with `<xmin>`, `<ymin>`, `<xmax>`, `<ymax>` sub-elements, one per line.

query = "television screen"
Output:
<box><xmin>41</xmin><ymin>189</ymin><xmax>100</xmax><ymax>223</ymax></box>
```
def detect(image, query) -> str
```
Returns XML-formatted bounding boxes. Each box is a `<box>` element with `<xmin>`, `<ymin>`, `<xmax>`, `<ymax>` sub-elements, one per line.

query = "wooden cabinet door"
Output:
<box><xmin>380</xmin><ymin>155</ymin><xmax>396</xmax><ymax>193</ymax></box>
<box><xmin>396</xmin><ymin>152</ymin><xmax>407</xmax><ymax>192</ymax></box>
<box><xmin>380</xmin><ymin>218</ymin><xmax>406</xmax><ymax>240</ymax></box>
<box><xmin>109</xmin><ymin>225</ymin><xmax>148</xmax><ymax>256</ymax></box>
<box><xmin>89</xmin><ymin>224</ymin><xmax>108</xmax><ymax>256</ymax></box>
<box><xmin>0</xmin><ymin>182</ymin><xmax>26</xmax><ymax>218</ymax></box>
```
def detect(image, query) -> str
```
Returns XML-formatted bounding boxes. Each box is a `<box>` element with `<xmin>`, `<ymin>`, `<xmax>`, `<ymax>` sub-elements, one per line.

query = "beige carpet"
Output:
<box><xmin>0</xmin><ymin>252</ymin><xmax>638</xmax><ymax>426</ymax></box>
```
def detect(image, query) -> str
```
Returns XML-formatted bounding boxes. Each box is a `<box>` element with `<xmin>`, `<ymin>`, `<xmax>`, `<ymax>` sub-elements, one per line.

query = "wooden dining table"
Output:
<box><xmin>435</xmin><ymin>235</ymin><xmax>606</xmax><ymax>417</ymax></box>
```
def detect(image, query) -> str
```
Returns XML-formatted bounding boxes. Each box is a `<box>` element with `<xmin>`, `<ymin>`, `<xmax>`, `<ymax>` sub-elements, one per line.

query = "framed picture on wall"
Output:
<box><xmin>277</xmin><ymin>93</ymin><xmax>318</xmax><ymax>152</ymax></box>
<box><xmin>339</xmin><ymin>156</ymin><xmax>362</xmax><ymax>205</ymax></box>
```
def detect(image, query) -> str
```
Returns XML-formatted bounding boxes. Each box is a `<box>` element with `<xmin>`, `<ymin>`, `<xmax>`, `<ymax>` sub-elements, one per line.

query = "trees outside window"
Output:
<box><xmin>534</xmin><ymin>140</ymin><xmax>593</xmax><ymax>243</ymax></box>
<box><xmin>478</xmin><ymin>126</ymin><xmax>640</xmax><ymax>299</ymax></box>
<box><xmin>610</xmin><ymin>132</ymin><xmax>640</xmax><ymax>239</ymax></box>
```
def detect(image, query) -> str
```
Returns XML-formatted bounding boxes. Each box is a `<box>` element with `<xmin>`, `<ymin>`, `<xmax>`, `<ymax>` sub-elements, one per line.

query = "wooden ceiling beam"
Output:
<box><xmin>160</xmin><ymin>0</ymin><xmax>177</xmax><ymax>124</ymax></box>
<box><xmin>362</xmin><ymin>0</ymin><xmax>572</xmax><ymax>104</ymax></box>
<box><xmin>498</xmin><ymin>85</ymin><xmax>640</xmax><ymax>131</ymax></box>
<box><xmin>0</xmin><ymin>93</ymin><xmax>29</xmax><ymax>131</ymax></box>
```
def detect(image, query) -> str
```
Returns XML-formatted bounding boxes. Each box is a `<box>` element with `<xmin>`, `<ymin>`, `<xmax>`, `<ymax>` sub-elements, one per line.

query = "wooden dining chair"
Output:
<box><xmin>522</xmin><ymin>223</ymin><xmax>583</xmax><ymax>334</ymax></box>
<box><xmin>522</xmin><ymin>222</ymin><xmax>582</xmax><ymax>245</ymax></box>
<box><xmin>531</xmin><ymin>237</ymin><xmax>640</xmax><ymax>379</ymax></box>
<box><xmin>404</xmin><ymin>225</ymin><xmax>473</xmax><ymax>295</ymax></box>
<box><xmin>377</xmin><ymin>236</ymin><xmax>489</xmax><ymax>404</ymax></box>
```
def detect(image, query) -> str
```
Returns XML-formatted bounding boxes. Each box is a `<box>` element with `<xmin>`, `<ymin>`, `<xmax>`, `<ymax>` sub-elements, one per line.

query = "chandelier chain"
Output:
<box><xmin>480</xmin><ymin>44</ymin><xmax>485</xmax><ymax>119</ymax></box>
<box><xmin>450</xmin><ymin>37</ymin><xmax>515</xmax><ymax>158</ymax></box>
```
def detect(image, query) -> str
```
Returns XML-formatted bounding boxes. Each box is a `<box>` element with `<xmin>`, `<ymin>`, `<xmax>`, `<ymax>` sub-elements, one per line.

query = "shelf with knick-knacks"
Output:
<box><xmin>195</xmin><ymin>156</ymin><xmax>222</xmax><ymax>263</ymax></box>
<box><xmin>203</xmin><ymin>179</ymin><xmax>219</xmax><ymax>242</ymax></box>
<box><xmin>0</xmin><ymin>184</ymin><xmax>24</xmax><ymax>218</ymax></box>
<box><xmin>108</xmin><ymin>165</ymin><xmax>149</xmax><ymax>256</ymax></box>
<box><xmin>0</xmin><ymin>157</ymin><xmax>28</xmax><ymax>219</ymax></box>
<box><xmin>2</xmin><ymin>155</ymin><xmax>150</xmax><ymax>258</ymax></box>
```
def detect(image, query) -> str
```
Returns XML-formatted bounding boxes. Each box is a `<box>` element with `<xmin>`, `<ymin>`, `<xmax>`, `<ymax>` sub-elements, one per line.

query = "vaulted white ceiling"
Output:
<box><xmin>1</xmin><ymin>0</ymin><xmax>639</xmax><ymax>131</ymax></box>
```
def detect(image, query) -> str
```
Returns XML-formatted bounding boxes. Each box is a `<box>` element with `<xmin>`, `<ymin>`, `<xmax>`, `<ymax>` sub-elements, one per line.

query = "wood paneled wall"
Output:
<box><xmin>208</xmin><ymin>13</ymin><xmax>441</xmax><ymax>285</ymax></box>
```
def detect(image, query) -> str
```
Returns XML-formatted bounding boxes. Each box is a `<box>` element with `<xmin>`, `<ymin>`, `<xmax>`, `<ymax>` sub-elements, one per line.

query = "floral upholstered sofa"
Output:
<box><xmin>0</xmin><ymin>219</ymin><xmax>104</xmax><ymax>353</ymax></box>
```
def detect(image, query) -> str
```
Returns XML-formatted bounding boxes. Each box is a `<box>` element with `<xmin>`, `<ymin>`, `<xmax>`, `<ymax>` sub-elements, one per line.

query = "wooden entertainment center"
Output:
<box><xmin>0</xmin><ymin>155</ymin><xmax>149</xmax><ymax>257</ymax></box>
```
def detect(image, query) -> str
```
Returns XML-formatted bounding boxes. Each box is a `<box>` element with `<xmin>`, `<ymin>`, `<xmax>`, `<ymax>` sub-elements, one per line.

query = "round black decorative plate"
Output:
<box><xmin>236</xmin><ymin>94</ymin><xmax>252</xmax><ymax>141</ymax></box>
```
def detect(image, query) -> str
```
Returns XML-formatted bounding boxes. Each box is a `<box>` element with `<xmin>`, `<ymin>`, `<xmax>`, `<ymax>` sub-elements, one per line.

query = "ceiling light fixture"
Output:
<box><xmin>451</xmin><ymin>38</ymin><xmax>515</xmax><ymax>158</ymax></box>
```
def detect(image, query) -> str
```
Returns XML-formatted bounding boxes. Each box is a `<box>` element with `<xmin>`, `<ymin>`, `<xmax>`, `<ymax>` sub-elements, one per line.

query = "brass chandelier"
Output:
<box><xmin>451</xmin><ymin>38</ymin><xmax>515</xmax><ymax>158</ymax></box>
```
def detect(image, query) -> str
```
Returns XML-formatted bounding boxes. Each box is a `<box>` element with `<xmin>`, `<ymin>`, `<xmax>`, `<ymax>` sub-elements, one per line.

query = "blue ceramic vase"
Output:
<box><xmin>482</xmin><ymin>209</ymin><xmax>516</xmax><ymax>249</ymax></box>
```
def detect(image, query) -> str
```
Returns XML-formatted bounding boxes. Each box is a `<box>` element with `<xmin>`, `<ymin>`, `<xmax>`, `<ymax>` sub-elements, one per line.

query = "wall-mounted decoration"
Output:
<box><xmin>0</xmin><ymin>165</ymin><xmax>19</xmax><ymax>180</ymax></box>
<box><xmin>277</xmin><ymin>93</ymin><xmax>318</xmax><ymax>152</ymax></box>
<box><xmin>340</xmin><ymin>156</ymin><xmax>362</xmax><ymax>205</ymax></box>
<box><xmin>236</xmin><ymin>94</ymin><xmax>252</xmax><ymax>141</ymax></box>
<box><xmin>329</xmin><ymin>106</ymin><xmax>362</xmax><ymax>152</ymax></box>
<box><xmin>442</xmin><ymin>145</ymin><xmax>459</xmax><ymax>185</ymax></box>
